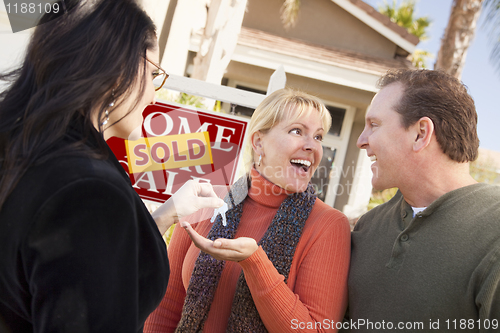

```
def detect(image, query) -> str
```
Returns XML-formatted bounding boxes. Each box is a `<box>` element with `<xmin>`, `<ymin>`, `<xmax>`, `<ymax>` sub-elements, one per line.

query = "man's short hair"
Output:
<box><xmin>378</xmin><ymin>69</ymin><xmax>479</xmax><ymax>162</ymax></box>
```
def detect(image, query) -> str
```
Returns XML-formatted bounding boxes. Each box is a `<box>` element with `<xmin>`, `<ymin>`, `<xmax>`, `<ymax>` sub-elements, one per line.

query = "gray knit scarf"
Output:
<box><xmin>175</xmin><ymin>174</ymin><xmax>316</xmax><ymax>333</ymax></box>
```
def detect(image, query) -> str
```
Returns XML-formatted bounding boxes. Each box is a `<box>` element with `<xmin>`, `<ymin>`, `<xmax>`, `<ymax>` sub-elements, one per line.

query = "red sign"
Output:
<box><xmin>107</xmin><ymin>101</ymin><xmax>249</xmax><ymax>203</ymax></box>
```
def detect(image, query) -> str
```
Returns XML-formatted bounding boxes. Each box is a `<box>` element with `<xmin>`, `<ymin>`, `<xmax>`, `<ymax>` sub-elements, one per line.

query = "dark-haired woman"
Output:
<box><xmin>0</xmin><ymin>1</ymin><xmax>222</xmax><ymax>332</ymax></box>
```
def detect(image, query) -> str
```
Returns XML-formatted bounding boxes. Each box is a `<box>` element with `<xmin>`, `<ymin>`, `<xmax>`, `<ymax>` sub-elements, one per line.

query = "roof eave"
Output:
<box><xmin>332</xmin><ymin>0</ymin><xmax>419</xmax><ymax>54</ymax></box>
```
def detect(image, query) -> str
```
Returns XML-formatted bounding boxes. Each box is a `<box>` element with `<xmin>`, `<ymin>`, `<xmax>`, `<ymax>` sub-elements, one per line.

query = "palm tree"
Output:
<box><xmin>434</xmin><ymin>0</ymin><xmax>485</xmax><ymax>79</ymax></box>
<box><xmin>434</xmin><ymin>0</ymin><xmax>500</xmax><ymax>78</ymax></box>
<box><xmin>378</xmin><ymin>0</ymin><xmax>433</xmax><ymax>68</ymax></box>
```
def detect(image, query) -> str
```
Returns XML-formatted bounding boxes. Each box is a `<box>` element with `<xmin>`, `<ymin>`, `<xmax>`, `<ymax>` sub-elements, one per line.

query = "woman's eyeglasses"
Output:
<box><xmin>146</xmin><ymin>58</ymin><xmax>169</xmax><ymax>91</ymax></box>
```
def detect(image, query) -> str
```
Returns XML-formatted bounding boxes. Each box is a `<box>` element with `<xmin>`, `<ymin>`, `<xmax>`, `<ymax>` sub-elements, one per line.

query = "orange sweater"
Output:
<box><xmin>144</xmin><ymin>170</ymin><xmax>351</xmax><ymax>332</ymax></box>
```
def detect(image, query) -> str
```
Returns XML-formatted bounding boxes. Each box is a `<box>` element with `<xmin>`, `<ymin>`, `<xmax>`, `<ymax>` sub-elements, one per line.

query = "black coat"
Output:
<box><xmin>0</xmin><ymin>125</ymin><xmax>169</xmax><ymax>332</ymax></box>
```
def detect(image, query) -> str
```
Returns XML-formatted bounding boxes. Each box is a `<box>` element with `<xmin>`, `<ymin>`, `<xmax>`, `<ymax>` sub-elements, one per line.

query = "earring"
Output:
<box><xmin>101</xmin><ymin>110</ymin><xmax>109</xmax><ymax>126</ymax></box>
<box><xmin>257</xmin><ymin>155</ymin><xmax>262</xmax><ymax>167</ymax></box>
<box><xmin>101</xmin><ymin>94</ymin><xmax>115</xmax><ymax>126</ymax></box>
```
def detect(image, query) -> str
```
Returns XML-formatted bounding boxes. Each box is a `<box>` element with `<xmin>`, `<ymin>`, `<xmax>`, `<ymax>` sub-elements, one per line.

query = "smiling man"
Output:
<box><xmin>345</xmin><ymin>69</ymin><xmax>500</xmax><ymax>332</ymax></box>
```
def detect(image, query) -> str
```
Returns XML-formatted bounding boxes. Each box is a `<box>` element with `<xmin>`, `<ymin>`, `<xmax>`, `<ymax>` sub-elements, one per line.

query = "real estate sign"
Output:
<box><xmin>107</xmin><ymin>101</ymin><xmax>249</xmax><ymax>203</ymax></box>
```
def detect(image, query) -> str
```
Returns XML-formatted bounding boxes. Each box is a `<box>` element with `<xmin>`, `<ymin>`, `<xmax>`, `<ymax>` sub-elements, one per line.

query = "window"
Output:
<box><xmin>311</xmin><ymin>146</ymin><xmax>336</xmax><ymax>202</ymax></box>
<box><xmin>326</xmin><ymin>105</ymin><xmax>345</xmax><ymax>136</ymax></box>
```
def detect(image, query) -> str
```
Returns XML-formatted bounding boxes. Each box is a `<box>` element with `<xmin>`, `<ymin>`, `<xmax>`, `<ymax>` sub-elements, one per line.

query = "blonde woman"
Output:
<box><xmin>145</xmin><ymin>89</ymin><xmax>351</xmax><ymax>333</ymax></box>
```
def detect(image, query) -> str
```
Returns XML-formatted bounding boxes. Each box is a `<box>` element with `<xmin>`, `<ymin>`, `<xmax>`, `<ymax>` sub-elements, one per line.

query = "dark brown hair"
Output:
<box><xmin>0</xmin><ymin>0</ymin><xmax>157</xmax><ymax>210</ymax></box>
<box><xmin>378</xmin><ymin>69</ymin><xmax>479</xmax><ymax>163</ymax></box>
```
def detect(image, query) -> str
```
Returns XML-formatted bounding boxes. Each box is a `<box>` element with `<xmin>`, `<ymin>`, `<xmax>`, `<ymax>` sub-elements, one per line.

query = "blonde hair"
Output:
<box><xmin>244</xmin><ymin>88</ymin><xmax>331</xmax><ymax>172</ymax></box>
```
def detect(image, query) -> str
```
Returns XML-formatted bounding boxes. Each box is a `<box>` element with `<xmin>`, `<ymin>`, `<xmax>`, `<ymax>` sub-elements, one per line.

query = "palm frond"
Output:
<box><xmin>411</xmin><ymin>16</ymin><xmax>431</xmax><ymax>39</ymax></box>
<box><xmin>411</xmin><ymin>49</ymin><xmax>434</xmax><ymax>68</ymax></box>
<box><xmin>280</xmin><ymin>0</ymin><xmax>301</xmax><ymax>30</ymax></box>
<box><xmin>378</xmin><ymin>0</ymin><xmax>431</xmax><ymax>40</ymax></box>
<box><xmin>483</xmin><ymin>0</ymin><xmax>500</xmax><ymax>74</ymax></box>
<box><xmin>379</xmin><ymin>0</ymin><xmax>398</xmax><ymax>21</ymax></box>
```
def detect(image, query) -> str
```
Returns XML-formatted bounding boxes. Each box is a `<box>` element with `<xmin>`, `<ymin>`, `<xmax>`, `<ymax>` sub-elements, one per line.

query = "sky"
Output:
<box><xmin>364</xmin><ymin>0</ymin><xmax>500</xmax><ymax>152</ymax></box>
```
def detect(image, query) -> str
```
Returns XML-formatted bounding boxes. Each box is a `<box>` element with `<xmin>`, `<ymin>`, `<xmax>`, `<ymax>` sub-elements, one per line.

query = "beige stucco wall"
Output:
<box><xmin>242</xmin><ymin>0</ymin><xmax>398</xmax><ymax>60</ymax></box>
<box><xmin>226</xmin><ymin>61</ymin><xmax>374</xmax><ymax>105</ymax></box>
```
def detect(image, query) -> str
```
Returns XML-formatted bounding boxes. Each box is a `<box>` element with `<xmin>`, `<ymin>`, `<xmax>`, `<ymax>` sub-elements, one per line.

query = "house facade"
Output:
<box><xmin>0</xmin><ymin>0</ymin><xmax>419</xmax><ymax>219</ymax></box>
<box><xmin>151</xmin><ymin>0</ymin><xmax>418</xmax><ymax>218</ymax></box>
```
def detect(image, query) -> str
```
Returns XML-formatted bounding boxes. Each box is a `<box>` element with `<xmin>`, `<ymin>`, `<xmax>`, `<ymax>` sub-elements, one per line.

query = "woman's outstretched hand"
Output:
<box><xmin>153</xmin><ymin>180</ymin><xmax>225</xmax><ymax>235</ymax></box>
<box><xmin>182</xmin><ymin>222</ymin><xmax>258</xmax><ymax>262</ymax></box>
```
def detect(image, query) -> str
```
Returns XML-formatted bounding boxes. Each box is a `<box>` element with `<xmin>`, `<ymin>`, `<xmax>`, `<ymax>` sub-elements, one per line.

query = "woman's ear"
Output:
<box><xmin>251</xmin><ymin>131</ymin><xmax>264</xmax><ymax>156</ymax></box>
<box><xmin>413</xmin><ymin>117</ymin><xmax>434</xmax><ymax>152</ymax></box>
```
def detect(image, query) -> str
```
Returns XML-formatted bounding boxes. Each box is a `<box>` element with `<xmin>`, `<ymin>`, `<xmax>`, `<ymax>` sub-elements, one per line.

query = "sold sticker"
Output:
<box><xmin>125</xmin><ymin>132</ymin><xmax>213</xmax><ymax>174</ymax></box>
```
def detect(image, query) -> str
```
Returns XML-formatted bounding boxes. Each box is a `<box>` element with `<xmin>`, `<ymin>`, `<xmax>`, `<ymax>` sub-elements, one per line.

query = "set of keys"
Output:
<box><xmin>210</xmin><ymin>202</ymin><xmax>229</xmax><ymax>226</ymax></box>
